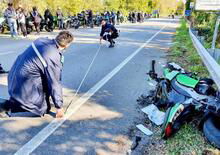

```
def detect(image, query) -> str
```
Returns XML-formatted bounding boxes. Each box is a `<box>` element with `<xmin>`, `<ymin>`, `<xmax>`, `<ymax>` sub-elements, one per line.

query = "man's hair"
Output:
<box><xmin>8</xmin><ymin>3</ymin><xmax>13</xmax><ymax>6</ymax></box>
<box><xmin>101</xmin><ymin>19</ymin><xmax>107</xmax><ymax>23</ymax></box>
<box><xmin>55</xmin><ymin>31</ymin><xmax>74</xmax><ymax>47</ymax></box>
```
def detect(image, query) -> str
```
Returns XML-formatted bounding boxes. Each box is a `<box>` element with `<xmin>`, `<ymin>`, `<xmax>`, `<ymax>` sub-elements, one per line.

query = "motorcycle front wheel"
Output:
<box><xmin>0</xmin><ymin>26</ymin><xmax>5</xmax><ymax>33</ymax></box>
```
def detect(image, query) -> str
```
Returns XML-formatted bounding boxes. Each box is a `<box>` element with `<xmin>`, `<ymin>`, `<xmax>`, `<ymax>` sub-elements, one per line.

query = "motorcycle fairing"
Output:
<box><xmin>176</xmin><ymin>74</ymin><xmax>199</xmax><ymax>88</ymax></box>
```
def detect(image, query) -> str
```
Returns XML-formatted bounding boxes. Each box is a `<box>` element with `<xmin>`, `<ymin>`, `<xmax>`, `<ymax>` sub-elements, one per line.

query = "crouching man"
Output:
<box><xmin>0</xmin><ymin>31</ymin><xmax>74</xmax><ymax>118</ymax></box>
<box><xmin>100</xmin><ymin>20</ymin><xmax>119</xmax><ymax>48</ymax></box>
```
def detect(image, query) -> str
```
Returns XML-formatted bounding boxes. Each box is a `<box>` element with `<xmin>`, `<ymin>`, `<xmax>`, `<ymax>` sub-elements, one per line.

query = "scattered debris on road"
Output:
<box><xmin>141</xmin><ymin>104</ymin><xmax>165</xmax><ymax>126</ymax></box>
<box><xmin>136</xmin><ymin>124</ymin><xmax>153</xmax><ymax>136</ymax></box>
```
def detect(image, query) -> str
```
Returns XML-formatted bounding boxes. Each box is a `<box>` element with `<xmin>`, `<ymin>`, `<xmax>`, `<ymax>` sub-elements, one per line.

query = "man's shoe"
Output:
<box><xmin>0</xmin><ymin>111</ymin><xmax>10</xmax><ymax>118</ymax></box>
<box><xmin>109</xmin><ymin>44</ymin><xmax>114</xmax><ymax>48</ymax></box>
<box><xmin>0</xmin><ymin>70</ymin><xmax>8</xmax><ymax>74</ymax></box>
<box><xmin>0</xmin><ymin>100</ymin><xmax>10</xmax><ymax>118</ymax></box>
<box><xmin>0</xmin><ymin>69</ymin><xmax>8</xmax><ymax>74</ymax></box>
<box><xmin>0</xmin><ymin>65</ymin><xmax>8</xmax><ymax>74</ymax></box>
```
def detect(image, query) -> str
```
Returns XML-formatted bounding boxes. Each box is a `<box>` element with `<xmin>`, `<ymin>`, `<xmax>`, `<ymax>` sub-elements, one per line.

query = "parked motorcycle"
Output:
<box><xmin>63</xmin><ymin>17</ymin><xmax>71</xmax><ymax>29</ymax></box>
<box><xmin>139</xmin><ymin>60</ymin><xmax>220</xmax><ymax>148</ymax></box>
<box><xmin>0</xmin><ymin>17</ymin><xmax>10</xmax><ymax>34</ymax></box>
<box><xmin>25</xmin><ymin>16</ymin><xmax>34</xmax><ymax>34</ymax></box>
<box><xmin>69</xmin><ymin>16</ymin><xmax>80</xmax><ymax>29</ymax></box>
<box><xmin>40</xmin><ymin>18</ymin><xmax>54</xmax><ymax>32</ymax></box>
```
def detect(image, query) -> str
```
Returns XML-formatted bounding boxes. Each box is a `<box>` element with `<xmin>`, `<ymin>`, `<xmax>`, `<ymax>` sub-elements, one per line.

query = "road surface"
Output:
<box><xmin>0</xmin><ymin>18</ymin><xmax>179</xmax><ymax>155</ymax></box>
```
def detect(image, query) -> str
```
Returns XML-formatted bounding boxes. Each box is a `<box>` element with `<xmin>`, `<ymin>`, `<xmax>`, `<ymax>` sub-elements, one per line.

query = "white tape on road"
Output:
<box><xmin>0</xmin><ymin>51</ymin><xmax>17</xmax><ymax>56</ymax></box>
<box><xmin>14</xmin><ymin>25</ymin><xmax>166</xmax><ymax>155</ymax></box>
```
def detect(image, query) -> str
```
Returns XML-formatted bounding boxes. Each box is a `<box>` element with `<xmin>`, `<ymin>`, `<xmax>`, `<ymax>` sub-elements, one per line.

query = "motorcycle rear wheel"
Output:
<box><xmin>203</xmin><ymin>116</ymin><xmax>220</xmax><ymax>149</ymax></box>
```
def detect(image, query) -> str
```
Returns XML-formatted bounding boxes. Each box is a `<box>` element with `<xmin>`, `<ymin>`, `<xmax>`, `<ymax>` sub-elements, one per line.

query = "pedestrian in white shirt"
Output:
<box><xmin>17</xmin><ymin>6</ymin><xmax>27</xmax><ymax>37</ymax></box>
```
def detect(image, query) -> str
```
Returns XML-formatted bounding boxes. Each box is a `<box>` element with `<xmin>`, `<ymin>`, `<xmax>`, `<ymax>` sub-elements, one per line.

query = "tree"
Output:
<box><xmin>0</xmin><ymin>0</ymin><xmax>183</xmax><ymax>16</ymax></box>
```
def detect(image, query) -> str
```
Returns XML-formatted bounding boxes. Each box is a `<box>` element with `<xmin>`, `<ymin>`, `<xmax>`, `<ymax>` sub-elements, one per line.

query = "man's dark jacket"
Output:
<box><xmin>100</xmin><ymin>23</ymin><xmax>117</xmax><ymax>37</ymax></box>
<box><xmin>8</xmin><ymin>38</ymin><xmax>63</xmax><ymax>116</ymax></box>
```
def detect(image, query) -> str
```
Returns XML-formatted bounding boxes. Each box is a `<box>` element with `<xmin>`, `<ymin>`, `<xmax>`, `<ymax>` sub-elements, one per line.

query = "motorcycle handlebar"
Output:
<box><xmin>151</xmin><ymin>60</ymin><xmax>156</xmax><ymax>74</ymax></box>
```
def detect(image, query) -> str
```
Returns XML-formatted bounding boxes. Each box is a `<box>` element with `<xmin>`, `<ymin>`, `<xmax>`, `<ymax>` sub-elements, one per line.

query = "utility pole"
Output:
<box><xmin>212</xmin><ymin>16</ymin><xmax>220</xmax><ymax>50</ymax></box>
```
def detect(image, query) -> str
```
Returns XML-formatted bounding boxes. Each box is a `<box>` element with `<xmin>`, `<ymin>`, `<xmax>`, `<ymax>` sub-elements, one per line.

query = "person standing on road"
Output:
<box><xmin>17</xmin><ymin>6</ymin><xmax>27</xmax><ymax>38</ymax></box>
<box><xmin>100</xmin><ymin>20</ymin><xmax>119</xmax><ymax>48</ymax></box>
<box><xmin>31</xmin><ymin>7</ymin><xmax>41</xmax><ymax>34</ymax></box>
<box><xmin>0</xmin><ymin>31</ymin><xmax>74</xmax><ymax>118</ymax></box>
<box><xmin>4</xmin><ymin>3</ymin><xmax>18</xmax><ymax>38</ymax></box>
<box><xmin>116</xmin><ymin>11</ymin><xmax>121</xmax><ymax>25</ymax></box>
<box><xmin>56</xmin><ymin>7</ymin><xmax>64</xmax><ymax>30</ymax></box>
<box><xmin>88</xmin><ymin>10</ymin><xmax>93</xmax><ymax>28</ymax></box>
<box><xmin>44</xmin><ymin>9</ymin><xmax>54</xmax><ymax>32</ymax></box>
<box><xmin>110</xmin><ymin>11</ymin><xmax>116</xmax><ymax>25</ymax></box>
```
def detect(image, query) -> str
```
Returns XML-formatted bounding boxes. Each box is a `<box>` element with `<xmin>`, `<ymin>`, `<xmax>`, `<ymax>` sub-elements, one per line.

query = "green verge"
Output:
<box><xmin>165</xmin><ymin>19</ymin><xmax>214</xmax><ymax>155</ymax></box>
<box><xmin>169</xmin><ymin>19</ymin><xmax>209</xmax><ymax>77</ymax></box>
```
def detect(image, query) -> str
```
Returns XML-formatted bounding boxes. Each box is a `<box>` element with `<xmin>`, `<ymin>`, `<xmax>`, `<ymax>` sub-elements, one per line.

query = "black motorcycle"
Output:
<box><xmin>0</xmin><ymin>17</ymin><xmax>10</xmax><ymax>34</ymax></box>
<box><xmin>69</xmin><ymin>16</ymin><xmax>80</xmax><ymax>29</ymax></box>
<box><xmin>25</xmin><ymin>16</ymin><xmax>34</xmax><ymax>34</ymax></box>
<box><xmin>40</xmin><ymin>18</ymin><xmax>54</xmax><ymax>32</ymax></box>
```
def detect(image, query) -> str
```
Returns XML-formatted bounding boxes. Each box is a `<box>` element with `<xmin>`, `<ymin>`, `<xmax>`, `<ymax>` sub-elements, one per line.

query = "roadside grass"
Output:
<box><xmin>169</xmin><ymin>19</ymin><xmax>209</xmax><ymax>77</ymax></box>
<box><xmin>165</xmin><ymin>19</ymin><xmax>218</xmax><ymax>155</ymax></box>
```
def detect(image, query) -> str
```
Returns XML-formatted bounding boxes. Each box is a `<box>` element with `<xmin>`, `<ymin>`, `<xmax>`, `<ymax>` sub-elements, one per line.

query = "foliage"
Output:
<box><xmin>192</xmin><ymin>11</ymin><xmax>219</xmax><ymax>48</ymax></box>
<box><xmin>170</xmin><ymin>19</ymin><xmax>209</xmax><ymax>77</ymax></box>
<box><xmin>0</xmin><ymin>0</ymin><xmax>183</xmax><ymax>16</ymax></box>
<box><xmin>165</xmin><ymin>124</ymin><xmax>214</xmax><ymax>155</ymax></box>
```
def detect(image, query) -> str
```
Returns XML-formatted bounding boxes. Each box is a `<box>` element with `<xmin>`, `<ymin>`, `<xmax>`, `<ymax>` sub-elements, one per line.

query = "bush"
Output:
<box><xmin>191</xmin><ymin>12</ymin><xmax>219</xmax><ymax>48</ymax></box>
<box><xmin>169</xmin><ymin>19</ymin><xmax>209</xmax><ymax>77</ymax></box>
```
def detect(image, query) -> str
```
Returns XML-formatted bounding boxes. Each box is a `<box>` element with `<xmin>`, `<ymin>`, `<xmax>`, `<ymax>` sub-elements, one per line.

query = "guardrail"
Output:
<box><xmin>189</xmin><ymin>28</ymin><xmax>220</xmax><ymax>89</ymax></box>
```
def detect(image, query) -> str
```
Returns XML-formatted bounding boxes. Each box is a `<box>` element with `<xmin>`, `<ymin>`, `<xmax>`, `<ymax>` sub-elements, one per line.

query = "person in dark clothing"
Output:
<box><xmin>0</xmin><ymin>31</ymin><xmax>74</xmax><ymax>118</ymax></box>
<box><xmin>31</xmin><ymin>7</ymin><xmax>41</xmax><ymax>34</ymax></box>
<box><xmin>88</xmin><ymin>10</ymin><xmax>93</xmax><ymax>28</ymax></box>
<box><xmin>132</xmin><ymin>12</ymin><xmax>136</xmax><ymax>23</ymax></box>
<box><xmin>100</xmin><ymin>20</ymin><xmax>118</xmax><ymax>48</ymax></box>
<box><xmin>110</xmin><ymin>11</ymin><xmax>116</xmax><ymax>25</ymax></box>
<box><xmin>44</xmin><ymin>9</ymin><xmax>54</xmax><ymax>32</ymax></box>
<box><xmin>116</xmin><ymin>11</ymin><xmax>121</xmax><ymax>25</ymax></box>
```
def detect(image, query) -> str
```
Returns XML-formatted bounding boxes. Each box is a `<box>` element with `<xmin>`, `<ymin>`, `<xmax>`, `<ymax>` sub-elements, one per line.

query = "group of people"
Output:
<box><xmin>2</xmin><ymin>2</ymin><xmax>149</xmax><ymax>40</ymax></box>
<box><xmin>73</xmin><ymin>10</ymin><xmax>124</xmax><ymax>29</ymax></box>
<box><xmin>102</xmin><ymin>11</ymin><xmax>122</xmax><ymax>25</ymax></box>
<box><xmin>128</xmin><ymin>12</ymin><xmax>149</xmax><ymax>23</ymax></box>
<box><xmin>3</xmin><ymin>3</ymin><xmax>65</xmax><ymax>38</ymax></box>
<box><xmin>2</xmin><ymin>3</ymin><xmax>124</xmax><ymax>39</ymax></box>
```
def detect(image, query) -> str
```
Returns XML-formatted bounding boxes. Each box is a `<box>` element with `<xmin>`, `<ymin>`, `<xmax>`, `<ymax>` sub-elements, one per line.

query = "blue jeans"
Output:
<box><xmin>58</xmin><ymin>19</ymin><xmax>63</xmax><ymax>29</ymax></box>
<box><xmin>8</xmin><ymin>19</ymin><xmax>18</xmax><ymax>37</ymax></box>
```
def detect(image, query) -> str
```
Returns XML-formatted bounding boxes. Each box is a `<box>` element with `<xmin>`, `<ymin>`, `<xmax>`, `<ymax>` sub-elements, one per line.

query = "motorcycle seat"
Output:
<box><xmin>176</xmin><ymin>74</ymin><xmax>199</xmax><ymax>88</ymax></box>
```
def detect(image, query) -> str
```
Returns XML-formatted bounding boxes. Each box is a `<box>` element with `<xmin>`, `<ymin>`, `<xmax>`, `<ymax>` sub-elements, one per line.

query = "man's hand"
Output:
<box><xmin>56</xmin><ymin>108</ymin><xmax>64</xmax><ymax>118</ymax></box>
<box><xmin>100</xmin><ymin>37</ymin><xmax>103</xmax><ymax>44</ymax></box>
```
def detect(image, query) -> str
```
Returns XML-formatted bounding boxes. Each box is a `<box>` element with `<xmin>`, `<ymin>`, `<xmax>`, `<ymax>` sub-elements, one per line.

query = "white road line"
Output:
<box><xmin>14</xmin><ymin>25</ymin><xmax>166</xmax><ymax>155</ymax></box>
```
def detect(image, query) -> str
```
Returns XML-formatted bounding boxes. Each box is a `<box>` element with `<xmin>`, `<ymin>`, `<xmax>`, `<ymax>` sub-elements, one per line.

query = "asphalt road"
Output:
<box><xmin>0</xmin><ymin>18</ymin><xmax>179</xmax><ymax>155</ymax></box>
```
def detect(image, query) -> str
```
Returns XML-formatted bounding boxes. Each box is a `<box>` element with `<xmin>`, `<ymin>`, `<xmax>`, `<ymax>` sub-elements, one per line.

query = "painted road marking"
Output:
<box><xmin>14</xmin><ymin>25</ymin><xmax>166</xmax><ymax>155</ymax></box>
